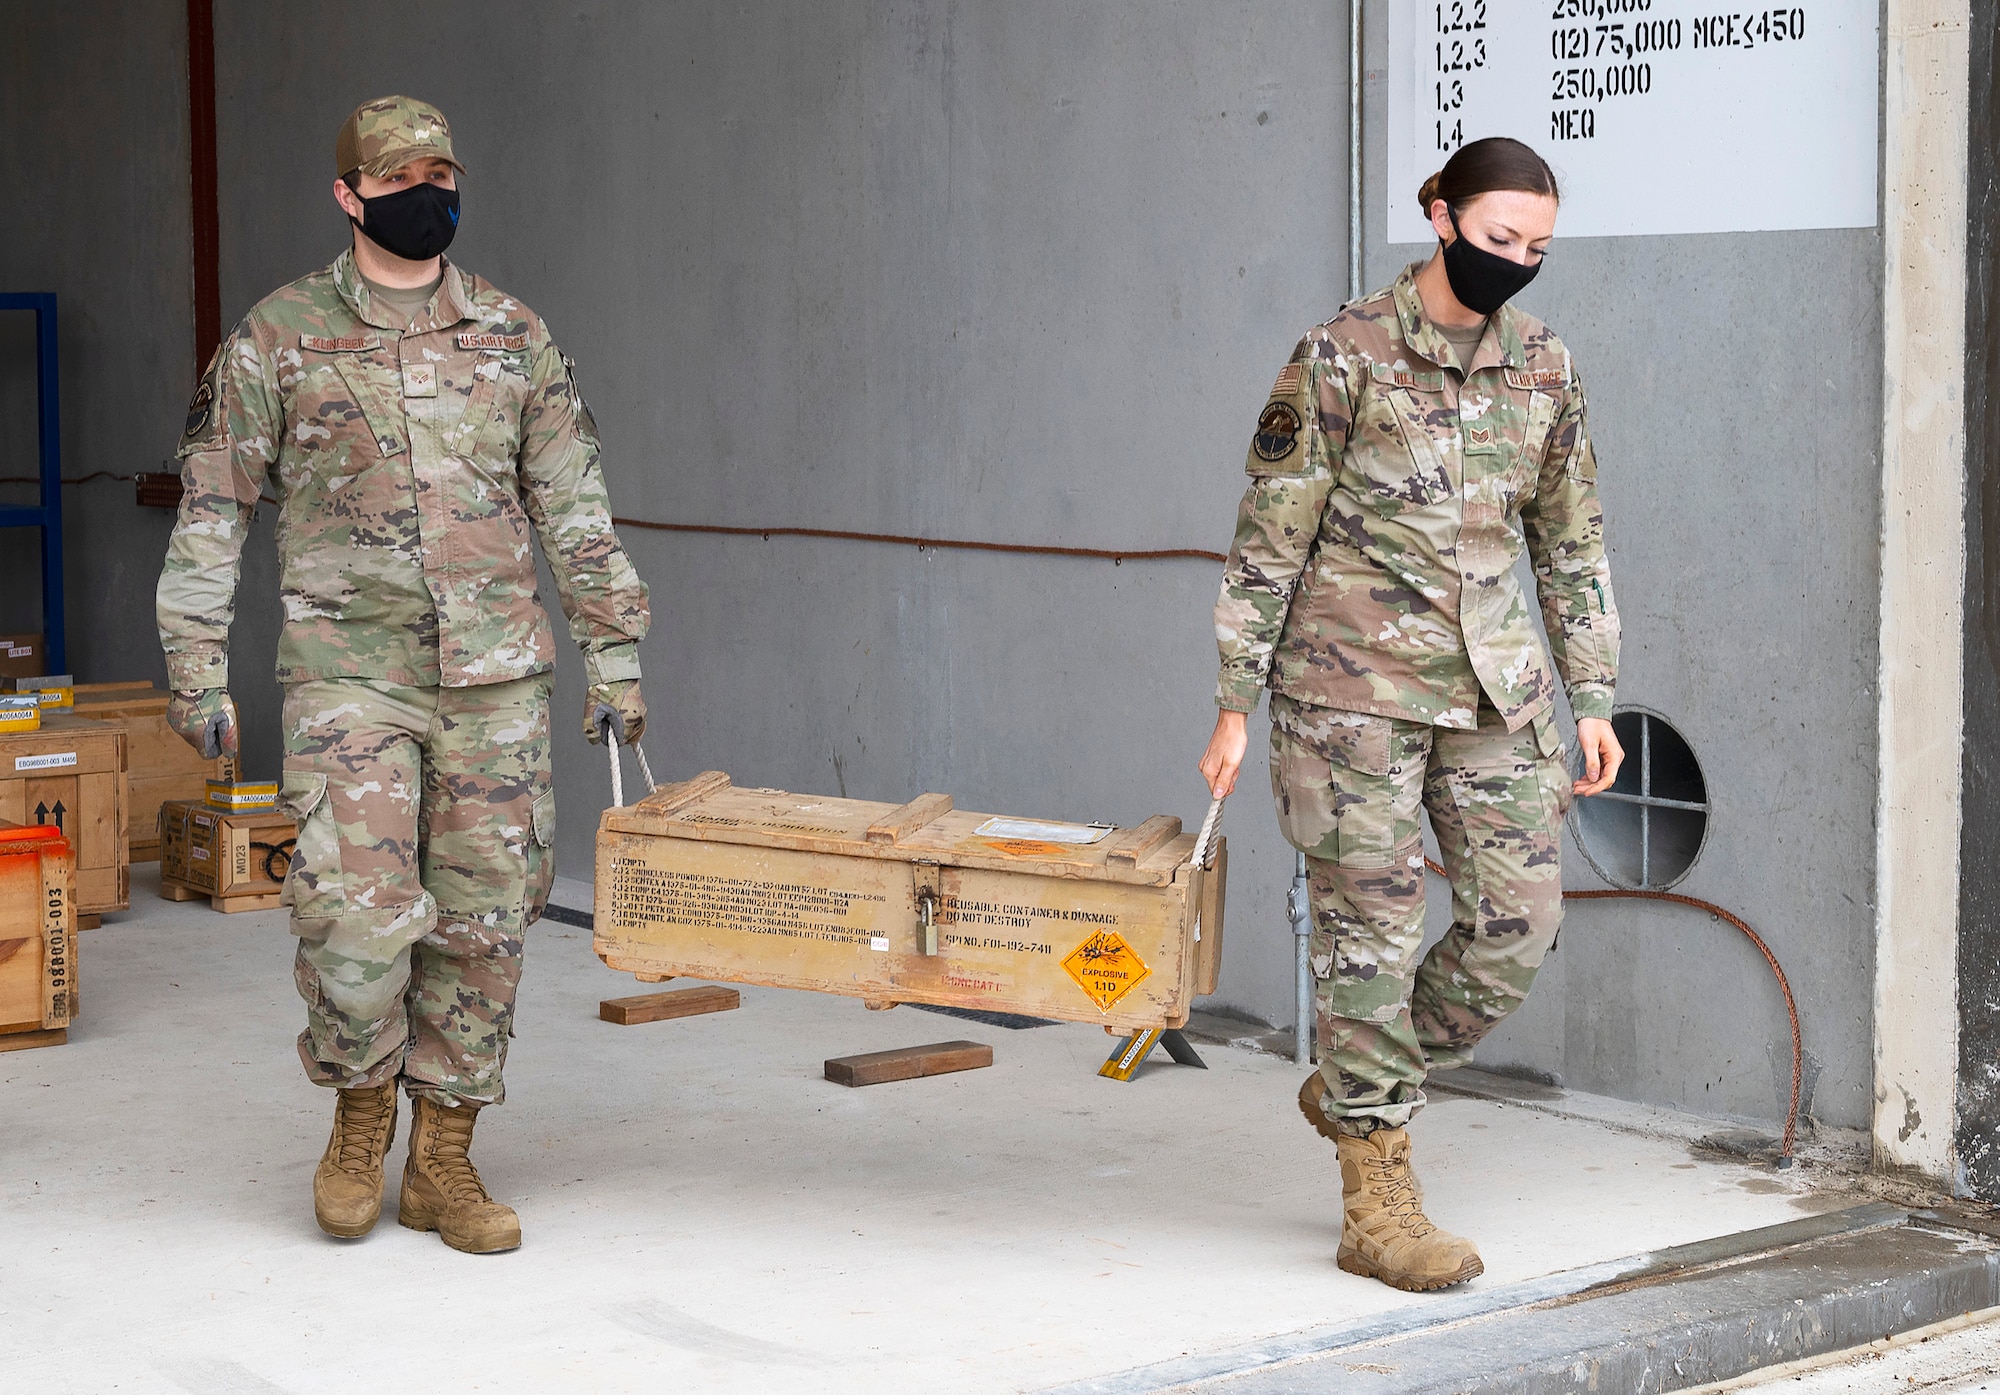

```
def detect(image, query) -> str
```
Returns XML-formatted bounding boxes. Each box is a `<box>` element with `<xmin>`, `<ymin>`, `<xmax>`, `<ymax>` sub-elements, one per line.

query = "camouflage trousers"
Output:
<box><xmin>278</xmin><ymin>676</ymin><xmax>555</xmax><ymax>1106</ymax></box>
<box><xmin>1270</xmin><ymin>694</ymin><xmax>1572</xmax><ymax>1131</ymax></box>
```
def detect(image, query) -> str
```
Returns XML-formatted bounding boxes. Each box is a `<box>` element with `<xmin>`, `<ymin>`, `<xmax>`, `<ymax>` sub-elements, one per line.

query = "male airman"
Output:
<box><xmin>158</xmin><ymin>95</ymin><xmax>651</xmax><ymax>1253</ymax></box>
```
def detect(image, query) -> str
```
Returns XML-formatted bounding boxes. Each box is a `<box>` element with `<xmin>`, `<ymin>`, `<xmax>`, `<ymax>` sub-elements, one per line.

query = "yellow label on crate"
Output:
<box><xmin>28</xmin><ymin>688</ymin><xmax>71</xmax><ymax>708</ymax></box>
<box><xmin>0</xmin><ymin>704</ymin><xmax>39</xmax><ymax>731</ymax></box>
<box><xmin>206</xmin><ymin>780</ymin><xmax>279</xmax><ymax>811</ymax></box>
<box><xmin>1062</xmin><ymin>930</ymin><xmax>1151</xmax><ymax>1012</ymax></box>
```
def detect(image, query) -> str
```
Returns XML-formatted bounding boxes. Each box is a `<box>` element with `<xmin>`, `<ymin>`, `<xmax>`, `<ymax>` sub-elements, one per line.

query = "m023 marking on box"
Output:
<box><xmin>15</xmin><ymin>753</ymin><xmax>76</xmax><ymax>772</ymax></box>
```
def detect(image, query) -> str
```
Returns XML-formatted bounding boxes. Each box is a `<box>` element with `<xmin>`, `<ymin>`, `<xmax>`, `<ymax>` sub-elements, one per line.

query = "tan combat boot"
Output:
<box><xmin>1336</xmin><ymin>1126</ymin><xmax>1482</xmax><ymax>1292</ymax></box>
<box><xmin>399</xmin><ymin>1094</ymin><xmax>522</xmax><ymax>1253</ymax></box>
<box><xmin>312</xmin><ymin>1079</ymin><xmax>398</xmax><ymax>1238</ymax></box>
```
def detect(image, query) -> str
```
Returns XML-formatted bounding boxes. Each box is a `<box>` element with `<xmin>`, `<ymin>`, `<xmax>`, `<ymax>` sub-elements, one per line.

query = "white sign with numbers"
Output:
<box><xmin>1386</xmin><ymin>1</ymin><xmax>1879</xmax><ymax>243</ymax></box>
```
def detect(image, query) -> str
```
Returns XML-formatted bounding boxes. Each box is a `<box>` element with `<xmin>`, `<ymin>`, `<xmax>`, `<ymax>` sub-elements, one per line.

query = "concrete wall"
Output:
<box><xmin>2</xmin><ymin>2</ymin><xmax>1890</xmax><ymax>1134</ymax></box>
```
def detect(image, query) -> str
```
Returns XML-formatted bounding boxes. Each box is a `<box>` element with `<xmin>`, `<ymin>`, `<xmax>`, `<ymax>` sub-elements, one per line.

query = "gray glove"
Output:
<box><xmin>585</xmin><ymin>679</ymin><xmax>646</xmax><ymax>746</ymax></box>
<box><xmin>167</xmin><ymin>688</ymin><xmax>239</xmax><ymax>759</ymax></box>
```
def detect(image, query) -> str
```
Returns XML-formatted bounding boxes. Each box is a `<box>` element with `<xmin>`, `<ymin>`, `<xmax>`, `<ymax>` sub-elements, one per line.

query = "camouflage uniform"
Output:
<box><xmin>1216</xmin><ymin>263</ymin><xmax>1619</xmax><ymax>1130</ymax></box>
<box><xmin>158</xmin><ymin>247</ymin><xmax>649</xmax><ymax>1106</ymax></box>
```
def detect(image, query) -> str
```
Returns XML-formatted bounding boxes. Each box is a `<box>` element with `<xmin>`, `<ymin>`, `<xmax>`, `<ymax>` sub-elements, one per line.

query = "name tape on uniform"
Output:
<box><xmin>16</xmin><ymin>752</ymin><xmax>76</xmax><ymax>772</ymax></box>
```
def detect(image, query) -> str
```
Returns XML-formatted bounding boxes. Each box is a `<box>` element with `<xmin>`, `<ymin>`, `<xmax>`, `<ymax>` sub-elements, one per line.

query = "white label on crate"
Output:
<box><xmin>191</xmin><ymin>846</ymin><xmax>210</xmax><ymax>860</ymax></box>
<box><xmin>870</xmin><ymin>936</ymin><xmax>891</xmax><ymax>952</ymax></box>
<box><xmin>7</xmin><ymin>646</ymin><xmax>30</xmax><ymax>658</ymax></box>
<box><xmin>15</xmin><ymin>752</ymin><xmax>76</xmax><ymax>771</ymax></box>
<box><xmin>972</xmin><ymin>817</ymin><xmax>1113</xmax><ymax>844</ymax></box>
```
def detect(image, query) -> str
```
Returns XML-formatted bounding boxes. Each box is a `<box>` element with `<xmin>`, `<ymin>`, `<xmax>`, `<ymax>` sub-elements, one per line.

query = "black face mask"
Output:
<box><xmin>350</xmin><ymin>182</ymin><xmax>460</xmax><ymax>262</ymax></box>
<box><xmin>1440</xmin><ymin>206</ymin><xmax>1541</xmax><ymax>316</ymax></box>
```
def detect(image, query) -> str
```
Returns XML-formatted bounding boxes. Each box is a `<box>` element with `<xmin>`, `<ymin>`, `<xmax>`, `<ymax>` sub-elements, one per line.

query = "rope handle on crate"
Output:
<box><xmin>1187</xmin><ymin>795</ymin><xmax>1225</xmax><ymax>946</ymax></box>
<box><xmin>599</xmin><ymin>714</ymin><xmax>659</xmax><ymax>809</ymax></box>
<box><xmin>1191</xmin><ymin>795</ymin><xmax>1225</xmax><ymax>869</ymax></box>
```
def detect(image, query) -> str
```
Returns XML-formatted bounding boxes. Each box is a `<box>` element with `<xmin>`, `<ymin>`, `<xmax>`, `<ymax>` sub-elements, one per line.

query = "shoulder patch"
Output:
<box><xmin>1253</xmin><ymin>401</ymin><xmax>1303</xmax><ymax>463</ymax></box>
<box><xmin>1369</xmin><ymin>362</ymin><xmax>1446</xmax><ymax>392</ymax></box>
<box><xmin>180</xmin><ymin>341</ymin><xmax>226</xmax><ymax>450</ymax></box>
<box><xmin>300</xmin><ymin>333</ymin><xmax>382</xmax><ymax>353</ymax></box>
<box><xmin>182</xmin><ymin>380</ymin><xmax>214</xmax><ymax>442</ymax></box>
<box><xmin>1505</xmin><ymin>367</ymin><xmax>1571</xmax><ymax>391</ymax></box>
<box><xmin>1270</xmin><ymin>362</ymin><xmax>1302</xmax><ymax>398</ymax></box>
<box><xmin>458</xmin><ymin>331</ymin><xmax>530</xmax><ymax>352</ymax></box>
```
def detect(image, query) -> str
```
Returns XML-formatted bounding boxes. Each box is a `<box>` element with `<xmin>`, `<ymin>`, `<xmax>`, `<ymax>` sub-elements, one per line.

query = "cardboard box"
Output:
<box><xmin>159</xmin><ymin>799</ymin><xmax>296</xmax><ymax>898</ymax></box>
<box><xmin>0</xmin><ymin>635</ymin><xmax>45</xmax><ymax>682</ymax></box>
<box><xmin>0</xmin><ymin>715</ymin><xmax>127</xmax><ymax>916</ymax></box>
<box><xmin>67</xmin><ymin>683</ymin><xmax>223</xmax><ymax>862</ymax></box>
<box><xmin>0</xmin><ymin>822</ymin><xmax>77</xmax><ymax>1050</ymax></box>
<box><xmin>594</xmin><ymin>773</ymin><xmax>1226</xmax><ymax>1032</ymax></box>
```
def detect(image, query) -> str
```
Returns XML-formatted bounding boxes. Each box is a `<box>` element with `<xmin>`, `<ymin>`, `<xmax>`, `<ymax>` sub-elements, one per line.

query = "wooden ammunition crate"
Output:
<box><xmin>67</xmin><ymin>682</ymin><xmax>224</xmax><ymax>862</ymax></box>
<box><xmin>158</xmin><ymin>799</ymin><xmax>295</xmax><ymax>910</ymax></box>
<box><xmin>595</xmin><ymin>773</ymin><xmax>1226</xmax><ymax>1032</ymax></box>
<box><xmin>0</xmin><ymin>715</ymin><xmax>127</xmax><ymax>917</ymax></box>
<box><xmin>0</xmin><ymin>822</ymin><xmax>77</xmax><ymax>1051</ymax></box>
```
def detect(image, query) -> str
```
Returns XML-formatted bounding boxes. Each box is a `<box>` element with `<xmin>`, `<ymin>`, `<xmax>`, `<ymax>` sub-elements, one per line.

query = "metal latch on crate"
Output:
<box><xmin>914</xmin><ymin>864</ymin><xmax>941</xmax><ymax>955</ymax></box>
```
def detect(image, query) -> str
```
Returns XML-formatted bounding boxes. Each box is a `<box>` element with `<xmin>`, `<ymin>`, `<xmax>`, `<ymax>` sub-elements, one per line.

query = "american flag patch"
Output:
<box><xmin>1271</xmin><ymin>363</ymin><xmax>1303</xmax><ymax>398</ymax></box>
<box><xmin>459</xmin><ymin>331</ymin><xmax>530</xmax><ymax>352</ymax></box>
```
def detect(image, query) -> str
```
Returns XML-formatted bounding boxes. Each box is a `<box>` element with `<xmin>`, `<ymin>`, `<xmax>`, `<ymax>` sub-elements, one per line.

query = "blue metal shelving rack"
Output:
<box><xmin>0</xmin><ymin>293</ymin><xmax>64</xmax><ymax>674</ymax></box>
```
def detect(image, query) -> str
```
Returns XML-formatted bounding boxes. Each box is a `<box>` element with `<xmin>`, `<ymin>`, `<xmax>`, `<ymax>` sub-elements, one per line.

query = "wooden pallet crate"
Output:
<box><xmin>66</xmin><ymin>682</ymin><xmax>224</xmax><ymax>862</ymax></box>
<box><xmin>0</xmin><ymin>822</ymin><xmax>77</xmax><ymax>1052</ymax></box>
<box><xmin>158</xmin><ymin>799</ymin><xmax>293</xmax><ymax>913</ymax></box>
<box><xmin>0</xmin><ymin>715</ymin><xmax>127</xmax><ymax>919</ymax></box>
<box><xmin>595</xmin><ymin>772</ymin><xmax>1225</xmax><ymax>1033</ymax></box>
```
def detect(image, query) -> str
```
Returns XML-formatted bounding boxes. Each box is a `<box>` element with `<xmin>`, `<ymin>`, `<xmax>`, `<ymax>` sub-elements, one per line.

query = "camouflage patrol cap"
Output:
<box><xmin>334</xmin><ymin>95</ymin><xmax>465</xmax><ymax>179</ymax></box>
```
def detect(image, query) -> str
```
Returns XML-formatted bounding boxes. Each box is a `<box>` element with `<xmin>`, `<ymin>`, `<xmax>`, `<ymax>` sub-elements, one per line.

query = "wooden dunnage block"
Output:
<box><xmin>824</xmin><ymin>1040</ymin><xmax>993</xmax><ymax>1087</ymax></box>
<box><xmin>599</xmin><ymin>985</ymin><xmax>740</xmax><ymax>1025</ymax></box>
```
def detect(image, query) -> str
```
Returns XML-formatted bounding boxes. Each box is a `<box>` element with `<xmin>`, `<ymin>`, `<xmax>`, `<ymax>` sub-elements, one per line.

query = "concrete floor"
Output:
<box><xmin>2</xmin><ymin>866</ymin><xmax>1847</xmax><ymax>1394</ymax></box>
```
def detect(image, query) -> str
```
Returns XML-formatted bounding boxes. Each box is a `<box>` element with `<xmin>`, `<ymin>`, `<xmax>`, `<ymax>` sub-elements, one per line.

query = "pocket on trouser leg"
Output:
<box><xmin>1531</xmin><ymin>708</ymin><xmax>1574</xmax><ymax>821</ymax></box>
<box><xmin>277</xmin><ymin>770</ymin><xmax>339</xmax><ymax>920</ymax></box>
<box><xmin>1310</xmin><ymin>848</ymin><xmax>1431</xmax><ymax>1126</ymax></box>
<box><xmin>1269</xmin><ymin>701</ymin><xmax>1413</xmax><ymax>869</ymax></box>
<box><xmin>1307</xmin><ymin>849</ymin><xmax>1428</xmax><ymax>1028</ymax></box>
<box><xmin>526</xmin><ymin>786</ymin><xmax>556</xmax><ymax>925</ymax></box>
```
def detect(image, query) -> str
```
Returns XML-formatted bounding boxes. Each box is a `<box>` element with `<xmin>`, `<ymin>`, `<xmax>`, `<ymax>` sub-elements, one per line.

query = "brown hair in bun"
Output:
<box><xmin>1418</xmin><ymin>137</ymin><xmax>1560</xmax><ymax>219</ymax></box>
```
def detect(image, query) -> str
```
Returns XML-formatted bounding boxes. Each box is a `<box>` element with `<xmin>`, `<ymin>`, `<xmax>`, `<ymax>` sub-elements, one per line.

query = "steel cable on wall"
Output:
<box><xmin>610</xmin><ymin>517</ymin><xmax>1227</xmax><ymax>566</ymax></box>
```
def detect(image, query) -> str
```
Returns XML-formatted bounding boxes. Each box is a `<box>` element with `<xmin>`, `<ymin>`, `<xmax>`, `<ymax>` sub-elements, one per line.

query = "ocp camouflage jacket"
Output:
<box><xmin>157</xmin><ymin>250</ymin><xmax>649</xmax><ymax>692</ymax></box>
<box><xmin>1214</xmin><ymin>263</ymin><xmax>1618</xmax><ymax>730</ymax></box>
